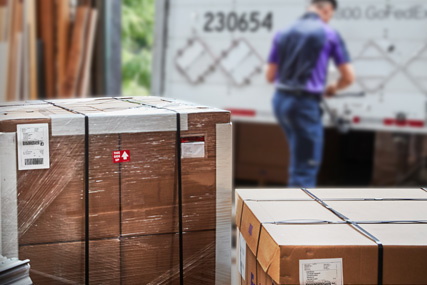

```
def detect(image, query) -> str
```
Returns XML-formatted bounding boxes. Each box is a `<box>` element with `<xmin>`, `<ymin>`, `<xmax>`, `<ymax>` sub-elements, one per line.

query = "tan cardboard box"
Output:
<box><xmin>236</xmin><ymin>188</ymin><xmax>427</xmax><ymax>285</ymax></box>
<box><xmin>237</xmin><ymin>229</ymin><xmax>277</xmax><ymax>285</ymax></box>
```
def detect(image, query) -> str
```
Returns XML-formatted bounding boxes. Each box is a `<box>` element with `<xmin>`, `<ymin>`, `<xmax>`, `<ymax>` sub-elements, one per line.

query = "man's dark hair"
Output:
<box><xmin>311</xmin><ymin>0</ymin><xmax>338</xmax><ymax>10</ymax></box>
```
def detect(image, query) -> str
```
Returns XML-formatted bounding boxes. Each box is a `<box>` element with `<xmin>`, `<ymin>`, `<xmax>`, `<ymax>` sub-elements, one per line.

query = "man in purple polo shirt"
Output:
<box><xmin>266</xmin><ymin>0</ymin><xmax>355</xmax><ymax>187</ymax></box>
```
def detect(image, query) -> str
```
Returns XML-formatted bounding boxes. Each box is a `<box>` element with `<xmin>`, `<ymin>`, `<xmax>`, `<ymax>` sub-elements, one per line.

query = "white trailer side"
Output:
<box><xmin>152</xmin><ymin>0</ymin><xmax>427</xmax><ymax>134</ymax></box>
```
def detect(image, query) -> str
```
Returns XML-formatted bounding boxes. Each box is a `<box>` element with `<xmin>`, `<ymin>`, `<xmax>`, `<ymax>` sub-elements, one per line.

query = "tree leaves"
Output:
<box><xmin>122</xmin><ymin>0</ymin><xmax>154</xmax><ymax>96</ymax></box>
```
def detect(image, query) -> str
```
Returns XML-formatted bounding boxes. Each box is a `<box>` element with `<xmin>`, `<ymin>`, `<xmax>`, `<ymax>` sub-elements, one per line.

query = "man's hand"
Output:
<box><xmin>325</xmin><ymin>83</ymin><xmax>338</xmax><ymax>97</ymax></box>
<box><xmin>326</xmin><ymin>64</ymin><xmax>355</xmax><ymax>97</ymax></box>
<box><xmin>265</xmin><ymin>64</ymin><xmax>278</xmax><ymax>83</ymax></box>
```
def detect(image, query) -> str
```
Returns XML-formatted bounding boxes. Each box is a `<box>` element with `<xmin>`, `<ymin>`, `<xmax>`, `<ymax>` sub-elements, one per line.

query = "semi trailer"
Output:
<box><xmin>151</xmin><ymin>0</ymin><xmax>427</xmax><ymax>186</ymax></box>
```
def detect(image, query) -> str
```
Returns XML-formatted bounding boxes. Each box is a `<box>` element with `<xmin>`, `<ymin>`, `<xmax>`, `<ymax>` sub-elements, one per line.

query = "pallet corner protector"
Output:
<box><xmin>215</xmin><ymin>122</ymin><xmax>233</xmax><ymax>284</ymax></box>
<box><xmin>50</xmin><ymin>114</ymin><xmax>86</xmax><ymax>136</ymax></box>
<box><xmin>0</xmin><ymin>132</ymin><xmax>19</xmax><ymax>258</ymax></box>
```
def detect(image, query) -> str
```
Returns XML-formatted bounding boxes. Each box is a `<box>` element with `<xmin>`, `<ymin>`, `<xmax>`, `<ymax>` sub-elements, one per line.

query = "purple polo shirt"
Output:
<box><xmin>268</xmin><ymin>12</ymin><xmax>351</xmax><ymax>94</ymax></box>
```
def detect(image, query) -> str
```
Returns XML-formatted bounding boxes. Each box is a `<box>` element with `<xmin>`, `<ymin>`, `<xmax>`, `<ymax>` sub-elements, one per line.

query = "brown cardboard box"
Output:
<box><xmin>0</xmin><ymin>104</ymin><xmax>87</xmax><ymax>244</ymax></box>
<box><xmin>50</xmin><ymin>98</ymin><xmax>231</xmax><ymax>235</ymax></box>
<box><xmin>372</xmin><ymin>132</ymin><xmax>404</xmax><ymax>186</ymax></box>
<box><xmin>88</xmin><ymin>133</ymin><xmax>121</xmax><ymax>239</ymax></box>
<box><xmin>119</xmin><ymin>112</ymin><xmax>230</xmax><ymax>236</ymax></box>
<box><xmin>235</xmin><ymin>122</ymin><xmax>289</xmax><ymax>184</ymax></box>
<box><xmin>0</xmin><ymin>103</ymin><xmax>124</xmax><ymax>243</ymax></box>
<box><xmin>236</xmin><ymin>188</ymin><xmax>427</xmax><ymax>285</ymax></box>
<box><xmin>234</xmin><ymin>124</ymin><xmax>343</xmax><ymax>186</ymax></box>
<box><xmin>125</xmin><ymin>98</ymin><xmax>231</xmax><ymax>234</ymax></box>
<box><xmin>19</xmin><ymin>232</ymin><xmax>217</xmax><ymax>285</ymax></box>
<box><xmin>180</xmin><ymin>112</ymin><xmax>229</xmax><ymax>232</ymax></box>
<box><xmin>371</xmin><ymin>132</ymin><xmax>425</xmax><ymax>186</ymax></box>
<box><xmin>121</xmin><ymin>231</ymin><xmax>216</xmax><ymax>284</ymax></box>
<box><xmin>19</xmin><ymin>239</ymin><xmax>120</xmax><ymax>284</ymax></box>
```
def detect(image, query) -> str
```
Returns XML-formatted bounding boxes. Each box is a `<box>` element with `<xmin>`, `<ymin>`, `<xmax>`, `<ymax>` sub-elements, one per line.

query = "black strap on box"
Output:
<box><xmin>301</xmin><ymin>188</ymin><xmax>384</xmax><ymax>285</ymax></box>
<box><xmin>118</xmin><ymin>99</ymin><xmax>185</xmax><ymax>284</ymax></box>
<box><xmin>48</xmin><ymin>102</ymin><xmax>91</xmax><ymax>284</ymax></box>
<box><xmin>84</xmin><ymin>116</ymin><xmax>90</xmax><ymax>285</ymax></box>
<box><xmin>264</xmin><ymin>219</ymin><xmax>427</xmax><ymax>225</ymax></box>
<box><xmin>176</xmin><ymin>112</ymin><xmax>185</xmax><ymax>284</ymax></box>
<box><xmin>244</xmin><ymin>198</ymin><xmax>427</xmax><ymax>202</ymax></box>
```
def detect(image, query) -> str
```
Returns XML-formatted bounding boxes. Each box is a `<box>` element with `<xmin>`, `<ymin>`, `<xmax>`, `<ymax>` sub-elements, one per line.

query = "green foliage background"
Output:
<box><xmin>122</xmin><ymin>0</ymin><xmax>155</xmax><ymax>96</ymax></box>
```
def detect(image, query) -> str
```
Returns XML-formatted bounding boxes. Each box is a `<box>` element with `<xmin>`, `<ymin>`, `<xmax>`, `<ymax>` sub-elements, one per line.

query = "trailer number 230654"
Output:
<box><xmin>204</xmin><ymin>11</ymin><xmax>273</xmax><ymax>33</ymax></box>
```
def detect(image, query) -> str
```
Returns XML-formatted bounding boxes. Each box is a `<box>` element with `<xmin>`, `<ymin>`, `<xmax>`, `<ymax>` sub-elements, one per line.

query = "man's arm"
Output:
<box><xmin>326</xmin><ymin>63</ymin><xmax>355</xmax><ymax>97</ymax></box>
<box><xmin>326</xmin><ymin>63</ymin><xmax>355</xmax><ymax>96</ymax></box>
<box><xmin>266</xmin><ymin>63</ymin><xmax>278</xmax><ymax>84</ymax></box>
<box><xmin>327</xmin><ymin>30</ymin><xmax>355</xmax><ymax>96</ymax></box>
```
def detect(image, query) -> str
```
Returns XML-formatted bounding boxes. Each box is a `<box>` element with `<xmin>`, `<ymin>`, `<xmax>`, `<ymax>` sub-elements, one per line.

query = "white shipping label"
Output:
<box><xmin>17</xmin><ymin>124</ymin><xmax>50</xmax><ymax>170</ymax></box>
<box><xmin>239</xmin><ymin>232</ymin><xmax>246</xmax><ymax>280</ymax></box>
<box><xmin>181</xmin><ymin>142</ymin><xmax>205</xmax><ymax>158</ymax></box>
<box><xmin>299</xmin><ymin>258</ymin><xmax>343</xmax><ymax>285</ymax></box>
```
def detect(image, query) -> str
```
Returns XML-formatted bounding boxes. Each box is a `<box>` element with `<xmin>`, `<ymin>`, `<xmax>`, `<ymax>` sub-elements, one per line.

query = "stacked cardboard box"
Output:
<box><xmin>234</xmin><ymin>123</ymin><xmax>290</xmax><ymax>184</ymax></box>
<box><xmin>372</xmin><ymin>132</ymin><xmax>427</xmax><ymax>186</ymax></box>
<box><xmin>372</xmin><ymin>133</ymin><xmax>408</xmax><ymax>186</ymax></box>
<box><xmin>0</xmin><ymin>97</ymin><xmax>232</xmax><ymax>284</ymax></box>
<box><xmin>234</xmin><ymin>124</ymin><xmax>344</xmax><ymax>186</ymax></box>
<box><xmin>236</xmin><ymin>188</ymin><xmax>427</xmax><ymax>285</ymax></box>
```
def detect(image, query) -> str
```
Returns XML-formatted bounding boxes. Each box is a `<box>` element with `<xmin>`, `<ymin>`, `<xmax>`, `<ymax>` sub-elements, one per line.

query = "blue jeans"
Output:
<box><xmin>273</xmin><ymin>90</ymin><xmax>324</xmax><ymax>187</ymax></box>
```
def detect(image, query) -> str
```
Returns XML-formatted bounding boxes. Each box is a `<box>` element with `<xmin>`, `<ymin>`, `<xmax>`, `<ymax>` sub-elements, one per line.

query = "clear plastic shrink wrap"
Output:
<box><xmin>0</xmin><ymin>97</ymin><xmax>232</xmax><ymax>284</ymax></box>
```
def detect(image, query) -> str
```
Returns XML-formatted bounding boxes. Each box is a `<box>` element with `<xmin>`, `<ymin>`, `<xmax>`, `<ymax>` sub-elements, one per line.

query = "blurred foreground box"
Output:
<box><xmin>236</xmin><ymin>188</ymin><xmax>427</xmax><ymax>285</ymax></box>
<box><xmin>0</xmin><ymin>97</ymin><xmax>232</xmax><ymax>284</ymax></box>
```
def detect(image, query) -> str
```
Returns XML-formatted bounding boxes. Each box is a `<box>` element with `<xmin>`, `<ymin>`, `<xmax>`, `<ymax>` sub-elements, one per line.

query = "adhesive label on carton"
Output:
<box><xmin>113</xmin><ymin>150</ymin><xmax>131</xmax><ymax>163</ymax></box>
<box><xmin>239</xmin><ymin>232</ymin><xmax>247</xmax><ymax>280</ymax></box>
<box><xmin>17</xmin><ymin>124</ymin><xmax>50</xmax><ymax>170</ymax></box>
<box><xmin>299</xmin><ymin>258</ymin><xmax>343</xmax><ymax>285</ymax></box>
<box><xmin>181</xmin><ymin>136</ymin><xmax>205</xmax><ymax>158</ymax></box>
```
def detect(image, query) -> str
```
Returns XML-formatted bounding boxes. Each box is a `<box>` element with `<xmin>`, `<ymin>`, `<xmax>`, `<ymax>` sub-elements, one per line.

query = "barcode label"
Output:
<box><xmin>300</xmin><ymin>258</ymin><xmax>343</xmax><ymax>285</ymax></box>
<box><xmin>25</xmin><ymin>158</ymin><xmax>44</xmax><ymax>166</ymax></box>
<box><xmin>17</xmin><ymin>124</ymin><xmax>50</xmax><ymax>170</ymax></box>
<box><xmin>22</xmin><ymin>140</ymin><xmax>42</xmax><ymax>146</ymax></box>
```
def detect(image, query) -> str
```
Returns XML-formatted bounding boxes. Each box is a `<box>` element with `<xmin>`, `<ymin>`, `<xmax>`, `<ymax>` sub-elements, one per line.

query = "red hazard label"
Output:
<box><xmin>113</xmin><ymin>150</ymin><xmax>131</xmax><ymax>163</ymax></box>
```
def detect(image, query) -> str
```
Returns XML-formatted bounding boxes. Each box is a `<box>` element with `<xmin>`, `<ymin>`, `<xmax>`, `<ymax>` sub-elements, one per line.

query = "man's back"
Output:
<box><xmin>269</xmin><ymin>12</ymin><xmax>350</xmax><ymax>95</ymax></box>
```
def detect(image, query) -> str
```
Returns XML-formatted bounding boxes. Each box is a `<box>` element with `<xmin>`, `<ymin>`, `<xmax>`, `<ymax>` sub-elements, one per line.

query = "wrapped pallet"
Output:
<box><xmin>236</xmin><ymin>188</ymin><xmax>427</xmax><ymax>285</ymax></box>
<box><xmin>0</xmin><ymin>97</ymin><xmax>232</xmax><ymax>284</ymax></box>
